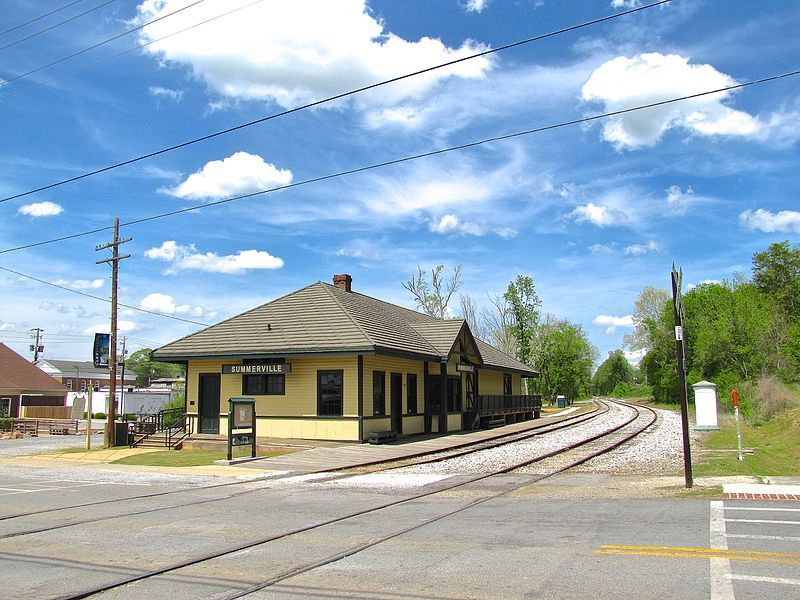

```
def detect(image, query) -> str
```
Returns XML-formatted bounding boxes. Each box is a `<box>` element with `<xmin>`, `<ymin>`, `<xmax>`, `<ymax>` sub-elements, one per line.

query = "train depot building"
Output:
<box><xmin>153</xmin><ymin>275</ymin><xmax>539</xmax><ymax>442</ymax></box>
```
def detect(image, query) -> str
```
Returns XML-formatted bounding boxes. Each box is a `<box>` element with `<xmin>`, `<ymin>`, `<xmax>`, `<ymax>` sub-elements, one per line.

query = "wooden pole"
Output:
<box><xmin>671</xmin><ymin>265</ymin><xmax>693</xmax><ymax>488</ymax></box>
<box><xmin>95</xmin><ymin>217</ymin><xmax>131</xmax><ymax>448</ymax></box>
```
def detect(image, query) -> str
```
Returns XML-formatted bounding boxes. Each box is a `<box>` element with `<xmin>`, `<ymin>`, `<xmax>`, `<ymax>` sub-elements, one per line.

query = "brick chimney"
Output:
<box><xmin>333</xmin><ymin>273</ymin><xmax>352</xmax><ymax>292</ymax></box>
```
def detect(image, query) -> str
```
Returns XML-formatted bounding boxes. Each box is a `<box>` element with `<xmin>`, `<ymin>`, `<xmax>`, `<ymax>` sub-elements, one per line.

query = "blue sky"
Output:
<box><xmin>1</xmin><ymin>0</ymin><xmax>798</xmax><ymax>365</ymax></box>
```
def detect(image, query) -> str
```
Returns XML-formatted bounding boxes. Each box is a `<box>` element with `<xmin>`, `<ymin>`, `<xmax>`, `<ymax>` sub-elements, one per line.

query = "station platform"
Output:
<box><xmin>227</xmin><ymin>407</ymin><xmax>581</xmax><ymax>473</ymax></box>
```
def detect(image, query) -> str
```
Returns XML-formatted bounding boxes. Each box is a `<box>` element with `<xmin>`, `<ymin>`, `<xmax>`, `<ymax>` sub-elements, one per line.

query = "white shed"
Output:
<box><xmin>692</xmin><ymin>380</ymin><xmax>719</xmax><ymax>430</ymax></box>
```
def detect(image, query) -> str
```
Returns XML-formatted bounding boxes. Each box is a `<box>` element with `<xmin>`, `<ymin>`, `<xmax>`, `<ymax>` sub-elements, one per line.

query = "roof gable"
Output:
<box><xmin>0</xmin><ymin>344</ymin><xmax>68</xmax><ymax>393</ymax></box>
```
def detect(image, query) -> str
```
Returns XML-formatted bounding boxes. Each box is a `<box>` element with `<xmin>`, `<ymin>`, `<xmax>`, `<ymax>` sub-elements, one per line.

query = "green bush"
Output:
<box><xmin>0</xmin><ymin>418</ymin><xmax>12</xmax><ymax>431</ymax></box>
<box><xmin>92</xmin><ymin>412</ymin><xmax>106</xmax><ymax>420</ymax></box>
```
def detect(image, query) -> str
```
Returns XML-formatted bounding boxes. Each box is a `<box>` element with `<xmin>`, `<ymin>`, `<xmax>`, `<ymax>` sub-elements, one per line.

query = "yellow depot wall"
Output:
<box><xmin>448</xmin><ymin>413</ymin><xmax>461</xmax><ymax>430</ymax></box>
<box><xmin>479</xmin><ymin>370</ymin><xmax>504</xmax><ymax>395</ymax></box>
<box><xmin>403</xmin><ymin>415</ymin><xmax>425</xmax><ymax>435</ymax></box>
<box><xmin>189</xmin><ymin>355</ymin><xmax>359</xmax><ymax>419</ymax></box>
<box><xmin>362</xmin><ymin>355</ymin><xmax>425</xmax><ymax>417</ymax></box>
<box><xmin>255</xmin><ymin>417</ymin><xmax>359</xmax><ymax>441</ymax></box>
<box><xmin>362</xmin><ymin>417</ymin><xmax>392</xmax><ymax>437</ymax></box>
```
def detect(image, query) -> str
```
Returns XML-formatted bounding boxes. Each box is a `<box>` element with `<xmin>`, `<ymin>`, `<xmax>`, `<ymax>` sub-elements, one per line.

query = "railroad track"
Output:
<box><xmin>24</xmin><ymin>399</ymin><xmax>659</xmax><ymax>599</ymax></box>
<box><xmin>0</xmin><ymin>401</ymin><xmax>604</xmax><ymax>537</ymax></box>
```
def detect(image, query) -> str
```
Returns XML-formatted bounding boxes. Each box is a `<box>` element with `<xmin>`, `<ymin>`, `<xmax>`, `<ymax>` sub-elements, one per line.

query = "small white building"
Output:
<box><xmin>692</xmin><ymin>380</ymin><xmax>719</xmax><ymax>430</ymax></box>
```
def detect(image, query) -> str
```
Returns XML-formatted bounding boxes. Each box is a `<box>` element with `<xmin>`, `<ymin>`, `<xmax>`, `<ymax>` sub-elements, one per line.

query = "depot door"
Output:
<box><xmin>198</xmin><ymin>374</ymin><xmax>220</xmax><ymax>434</ymax></box>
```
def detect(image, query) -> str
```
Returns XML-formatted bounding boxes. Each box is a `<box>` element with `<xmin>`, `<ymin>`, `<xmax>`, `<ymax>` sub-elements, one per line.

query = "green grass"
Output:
<box><xmin>660</xmin><ymin>484</ymin><xmax>724</xmax><ymax>499</ymax></box>
<box><xmin>694</xmin><ymin>407</ymin><xmax>800</xmax><ymax>477</ymax></box>
<box><xmin>111</xmin><ymin>448</ymin><xmax>291</xmax><ymax>467</ymax></box>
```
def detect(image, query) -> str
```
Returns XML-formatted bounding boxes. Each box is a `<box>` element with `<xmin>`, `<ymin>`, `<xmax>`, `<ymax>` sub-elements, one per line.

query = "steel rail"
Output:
<box><xmin>0</xmin><ymin>402</ymin><xmax>600</xmax><ymax>524</ymax></box>
<box><xmin>56</xmin><ymin>400</ymin><xmax>657</xmax><ymax>599</ymax></box>
<box><xmin>222</xmin><ymin>400</ymin><xmax>659</xmax><ymax>599</ymax></box>
<box><xmin>0</xmin><ymin>402</ymin><xmax>604</xmax><ymax>539</ymax></box>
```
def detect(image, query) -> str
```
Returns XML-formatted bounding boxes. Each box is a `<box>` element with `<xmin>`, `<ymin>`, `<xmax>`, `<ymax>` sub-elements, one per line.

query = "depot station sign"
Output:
<box><xmin>222</xmin><ymin>363</ymin><xmax>293</xmax><ymax>375</ymax></box>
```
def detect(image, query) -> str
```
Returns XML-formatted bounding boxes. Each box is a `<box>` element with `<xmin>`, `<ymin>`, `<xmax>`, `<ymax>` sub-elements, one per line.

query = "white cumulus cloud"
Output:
<box><xmin>136</xmin><ymin>0</ymin><xmax>493</xmax><ymax>112</ymax></box>
<box><xmin>569</xmin><ymin>203</ymin><xmax>628</xmax><ymax>227</ymax></box>
<box><xmin>17</xmin><ymin>201</ymin><xmax>63</xmax><ymax>217</ymax></box>
<box><xmin>739</xmin><ymin>209</ymin><xmax>800</xmax><ymax>234</ymax></box>
<box><xmin>463</xmin><ymin>0</ymin><xmax>490</xmax><ymax>13</ymax></box>
<box><xmin>665</xmin><ymin>185</ymin><xmax>693</xmax><ymax>216</ymax></box>
<box><xmin>581</xmin><ymin>53</ymin><xmax>762</xmax><ymax>149</ymax></box>
<box><xmin>84</xmin><ymin>321</ymin><xmax>136</xmax><ymax>334</ymax></box>
<box><xmin>139</xmin><ymin>292</ymin><xmax>214</xmax><ymax>318</ymax></box>
<box><xmin>145</xmin><ymin>240</ymin><xmax>284</xmax><ymax>274</ymax></box>
<box><xmin>53</xmin><ymin>279</ymin><xmax>104</xmax><ymax>290</ymax></box>
<box><xmin>593</xmin><ymin>314</ymin><xmax>634</xmax><ymax>334</ymax></box>
<box><xmin>149</xmin><ymin>86</ymin><xmax>183</xmax><ymax>102</ymax></box>
<box><xmin>429</xmin><ymin>214</ymin><xmax>486</xmax><ymax>236</ymax></box>
<box><xmin>624</xmin><ymin>240</ymin><xmax>661</xmax><ymax>255</ymax></box>
<box><xmin>163</xmin><ymin>151</ymin><xmax>292</xmax><ymax>200</ymax></box>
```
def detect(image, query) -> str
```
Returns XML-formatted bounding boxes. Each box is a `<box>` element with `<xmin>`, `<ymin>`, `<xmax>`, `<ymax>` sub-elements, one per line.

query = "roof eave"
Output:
<box><xmin>152</xmin><ymin>346</ymin><xmax>378</xmax><ymax>363</ymax></box>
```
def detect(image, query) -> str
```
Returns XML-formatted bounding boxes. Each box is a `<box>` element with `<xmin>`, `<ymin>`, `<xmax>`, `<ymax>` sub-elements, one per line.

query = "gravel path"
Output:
<box><xmin>0</xmin><ymin>433</ymin><xmax>105</xmax><ymax>456</ymax></box>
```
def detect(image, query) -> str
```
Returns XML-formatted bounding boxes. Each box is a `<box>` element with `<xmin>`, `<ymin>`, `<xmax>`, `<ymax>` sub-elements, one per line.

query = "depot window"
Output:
<box><xmin>317</xmin><ymin>370</ymin><xmax>344</xmax><ymax>416</ymax></box>
<box><xmin>373</xmin><ymin>371</ymin><xmax>385</xmax><ymax>416</ymax></box>
<box><xmin>242</xmin><ymin>358</ymin><xmax>285</xmax><ymax>395</ymax></box>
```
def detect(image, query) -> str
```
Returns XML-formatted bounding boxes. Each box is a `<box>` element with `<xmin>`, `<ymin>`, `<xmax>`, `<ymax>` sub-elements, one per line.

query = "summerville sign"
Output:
<box><xmin>222</xmin><ymin>363</ymin><xmax>293</xmax><ymax>375</ymax></box>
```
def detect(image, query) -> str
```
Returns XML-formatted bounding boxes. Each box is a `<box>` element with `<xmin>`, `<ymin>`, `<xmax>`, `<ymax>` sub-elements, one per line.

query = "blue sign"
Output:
<box><xmin>93</xmin><ymin>333</ymin><xmax>110</xmax><ymax>368</ymax></box>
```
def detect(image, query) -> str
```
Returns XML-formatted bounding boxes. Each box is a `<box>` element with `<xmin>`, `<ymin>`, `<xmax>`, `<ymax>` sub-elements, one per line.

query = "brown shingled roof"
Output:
<box><xmin>0</xmin><ymin>344</ymin><xmax>68</xmax><ymax>394</ymax></box>
<box><xmin>153</xmin><ymin>281</ymin><xmax>538</xmax><ymax>376</ymax></box>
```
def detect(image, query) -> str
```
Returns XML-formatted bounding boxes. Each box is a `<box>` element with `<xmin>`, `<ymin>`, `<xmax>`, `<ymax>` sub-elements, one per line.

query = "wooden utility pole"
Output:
<box><xmin>30</xmin><ymin>327</ymin><xmax>44</xmax><ymax>362</ymax></box>
<box><xmin>671</xmin><ymin>264</ymin><xmax>693</xmax><ymax>488</ymax></box>
<box><xmin>96</xmin><ymin>217</ymin><xmax>131</xmax><ymax>447</ymax></box>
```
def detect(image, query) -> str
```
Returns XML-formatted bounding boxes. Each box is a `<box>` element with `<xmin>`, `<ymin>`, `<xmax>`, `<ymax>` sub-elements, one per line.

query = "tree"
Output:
<box><xmin>125</xmin><ymin>348</ymin><xmax>183</xmax><ymax>387</ymax></box>
<box><xmin>531</xmin><ymin>314</ymin><xmax>598</xmax><ymax>402</ymax></box>
<box><xmin>402</xmin><ymin>264</ymin><xmax>462</xmax><ymax>319</ymax></box>
<box><xmin>457</xmin><ymin>294</ymin><xmax>486</xmax><ymax>341</ymax></box>
<box><xmin>752</xmin><ymin>240</ymin><xmax>800</xmax><ymax>318</ymax></box>
<box><xmin>482</xmin><ymin>293</ymin><xmax>518</xmax><ymax>358</ymax></box>
<box><xmin>623</xmin><ymin>286</ymin><xmax>670</xmax><ymax>352</ymax></box>
<box><xmin>503</xmin><ymin>275</ymin><xmax>541</xmax><ymax>367</ymax></box>
<box><xmin>593</xmin><ymin>349</ymin><xmax>634</xmax><ymax>395</ymax></box>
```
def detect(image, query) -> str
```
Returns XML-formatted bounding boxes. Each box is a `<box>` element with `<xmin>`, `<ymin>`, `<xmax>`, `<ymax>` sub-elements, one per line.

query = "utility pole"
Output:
<box><xmin>96</xmin><ymin>217</ymin><xmax>131</xmax><ymax>448</ymax></box>
<box><xmin>671</xmin><ymin>263</ymin><xmax>693</xmax><ymax>488</ymax></box>
<box><xmin>30</xmin><ymin>328</ymin><xmax>44</xmax><ymax>362</ymax></box>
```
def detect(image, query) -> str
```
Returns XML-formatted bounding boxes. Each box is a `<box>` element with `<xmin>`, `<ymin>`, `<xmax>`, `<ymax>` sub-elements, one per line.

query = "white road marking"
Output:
<box><xmin>725</xmin><ymin>507</ymin><xmax>800</xmax><ymax>513</ymax></box>
<box><xmin>730</xmin><ymin>574</ymin><xmax>800</xmax><ymax>586</ymax></box>
<box><xmin>726</xmin><ymin>534</ymin><xmax>800</xmax><ymax>542</ymax></box>
<box><xmin>725</xmin><ymin>518</ymin><xmax>800</xmax><ymax>526</ymax></box>
<box><xmin>710</xmin><ymin>500</ymin><xmax>735</xmax><ymax>600</ymax></box>
<box><xmin>0</xmin><ymin>481</ymin><xmax>140</xmax><ymax>496</ymax></box>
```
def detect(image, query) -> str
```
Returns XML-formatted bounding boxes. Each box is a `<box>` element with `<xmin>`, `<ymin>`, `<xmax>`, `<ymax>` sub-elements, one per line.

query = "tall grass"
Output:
<box><xmin>739</xmin><ymin>376</ymin><xmax>799</xmax><ymax>424</ymax></box>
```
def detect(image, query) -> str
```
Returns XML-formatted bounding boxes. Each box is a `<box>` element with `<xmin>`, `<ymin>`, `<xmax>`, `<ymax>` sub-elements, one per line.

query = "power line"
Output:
<box><xmin>0</xmin><ymin>1</ymin><xmax>114</xmax><ymax>51</ymax></box>
<box><xmin>0</xmin><ymin>0</ymin><xmax>207</xmax><ymax>88</ymax></box>
<box><xmin>1</xmin><ymin>0</ymin><xmax>85</xmax><ymax>38</ymax></box>
<box><xmin>0</xmin><ymin>0</ymin><xmax>264</xmax><ymax>102</ymax></box>
<box><xmin>1</xmin><ymin>67</ymin><xmax>797</xmax><ymax>257</ymax></box>
<box><xmin>0</xmin><ymin>0</ymin><xmax>670</xmax><ymax>204</ymax></box>
<box><xmin>0</xmin><ymin>264</ymin><xmax>210</xmax><ymax>326</ymax></box>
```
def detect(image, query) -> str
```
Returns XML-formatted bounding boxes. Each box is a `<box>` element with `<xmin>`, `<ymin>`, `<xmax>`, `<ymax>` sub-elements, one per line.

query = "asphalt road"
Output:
<box><xmin>0</xmin><ymin>468</ymin><xmax>797</xmax><ymax>599</ymax></box>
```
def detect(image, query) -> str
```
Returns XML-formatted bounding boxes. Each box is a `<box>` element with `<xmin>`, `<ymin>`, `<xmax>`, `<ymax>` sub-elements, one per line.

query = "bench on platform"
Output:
<box><xmin>368</xmin><ymin>430</ymin><xmax>397</xmax><ymax>444</ymax></box>
<box><xmin>486</xmin><ymin>418</ymin><xmax>506</xmax><ymax>429</ymax></box>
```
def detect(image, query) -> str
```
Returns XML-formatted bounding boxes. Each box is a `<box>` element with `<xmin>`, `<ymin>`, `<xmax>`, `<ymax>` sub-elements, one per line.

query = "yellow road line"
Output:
<box><xmin>598</xmin><ymin>545</ymin><xmax>800</xmax><ymax>565</ymax></box>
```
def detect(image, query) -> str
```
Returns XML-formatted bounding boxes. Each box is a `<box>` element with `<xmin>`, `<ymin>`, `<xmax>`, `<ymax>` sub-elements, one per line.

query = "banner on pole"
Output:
<box><xmin>93</xmin><ymin>333</ymin><xmax>110</xmax><ymax>368</ymax></box>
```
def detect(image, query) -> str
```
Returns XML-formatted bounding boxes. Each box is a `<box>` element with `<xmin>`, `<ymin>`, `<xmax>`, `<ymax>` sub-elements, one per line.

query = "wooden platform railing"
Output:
<box><xmin>476</xmin><ymin>394</ymin><xmax>542</xmax><ymax>415</ymax></box>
